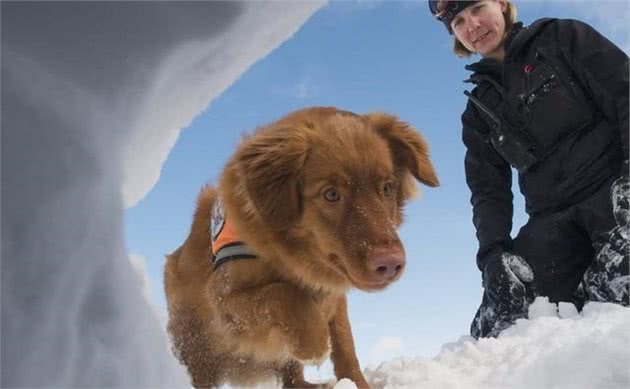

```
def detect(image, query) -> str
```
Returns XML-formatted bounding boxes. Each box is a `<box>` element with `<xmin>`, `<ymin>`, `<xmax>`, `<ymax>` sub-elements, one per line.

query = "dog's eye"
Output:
<box><xmin>323</xmin><ymin>187</ymin><xmax>340</xmax><ymax>202</ymax></box>
<box><xmin>383</xmin><ymin>182</ymin><xmax>396</xmax><ymax>198</ymax></box>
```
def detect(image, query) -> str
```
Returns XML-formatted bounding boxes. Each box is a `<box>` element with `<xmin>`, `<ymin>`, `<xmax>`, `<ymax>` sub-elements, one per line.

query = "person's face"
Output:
<box><xmin>450</xmin><ymin>0</ymin><xmax>508</xmax><ymax>59</ymax></box>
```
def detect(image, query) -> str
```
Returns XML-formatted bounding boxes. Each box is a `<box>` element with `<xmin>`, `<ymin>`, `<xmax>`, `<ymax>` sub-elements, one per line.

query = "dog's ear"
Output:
<box><xmin>367</xmin><ymin>113</ymin><xmax>439</xmax><ymax>191</ymax></box>
<box><xmin>236</xmin><ymin>127</ymin><xmax>309</xmax><ymax>230</ymax></box>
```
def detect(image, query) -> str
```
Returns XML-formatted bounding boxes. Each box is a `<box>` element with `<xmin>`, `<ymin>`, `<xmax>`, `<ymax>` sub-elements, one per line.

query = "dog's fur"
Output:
<box><xmin>164</xmin><ymin>107</ymin><xmax>439</xmax><ymax>388</ymax></box>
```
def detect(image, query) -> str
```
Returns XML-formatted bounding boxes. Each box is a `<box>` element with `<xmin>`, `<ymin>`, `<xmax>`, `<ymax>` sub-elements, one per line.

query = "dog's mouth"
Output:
<box><xmin>327</xmin><ymin>254</ymin><xmax>392</xmax><ymax>292</ymax></box>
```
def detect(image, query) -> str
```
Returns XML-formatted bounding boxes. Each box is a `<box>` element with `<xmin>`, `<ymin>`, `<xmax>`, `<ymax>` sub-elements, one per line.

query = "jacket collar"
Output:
<box><xmin>465</xmin><ymin>18</ymin><xmax>556</xmax><ymax>77</ymax></box>
<box><xmin>464</xmin><ymin>22</ymin><xmax>523</xmax><ymax>76</ymax></box>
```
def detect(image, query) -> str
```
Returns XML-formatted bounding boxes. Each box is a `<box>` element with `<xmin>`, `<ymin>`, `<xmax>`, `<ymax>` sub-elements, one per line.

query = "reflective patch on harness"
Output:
<box><xmin>210</xmin><ymin>197</ymin><xmax>257</xmax><ymax>268</ymax></box>
<box><xmin>210</xmin><ymin>197</ymin><xmax>226</xmax><ymax>241</ymax></box>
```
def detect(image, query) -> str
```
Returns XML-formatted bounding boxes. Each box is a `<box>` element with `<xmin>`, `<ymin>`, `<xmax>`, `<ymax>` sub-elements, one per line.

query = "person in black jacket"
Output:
<box><xmin>429</xmin><ymin>0</ymin><xmax>629</xmax><ymax>338</ymax></box>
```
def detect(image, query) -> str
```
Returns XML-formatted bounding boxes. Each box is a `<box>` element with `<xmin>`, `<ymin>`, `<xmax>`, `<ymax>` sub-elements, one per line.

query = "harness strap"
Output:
<box><xmin>213</xmin><ymin>241</ymin><xmax>257</xmax><ymax>268</ymax></box>
<box><xmin>210</xmin><ymin>197</ymin><xmax>257</xmax><ymax>269</ymax></box>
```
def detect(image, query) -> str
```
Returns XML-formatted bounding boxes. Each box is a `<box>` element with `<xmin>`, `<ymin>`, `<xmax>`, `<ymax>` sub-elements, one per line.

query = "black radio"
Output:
<box><xmin>465</xmin><ymin>90</ymin><xmax>540</xmax><ymax>173</ymax></box>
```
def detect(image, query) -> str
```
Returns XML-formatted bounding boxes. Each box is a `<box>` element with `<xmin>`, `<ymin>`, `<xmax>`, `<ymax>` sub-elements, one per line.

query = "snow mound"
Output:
<box><xmin>365</xmin><ymin>298</ymin><xmax>630</xmax><ymax>389</ymax></box>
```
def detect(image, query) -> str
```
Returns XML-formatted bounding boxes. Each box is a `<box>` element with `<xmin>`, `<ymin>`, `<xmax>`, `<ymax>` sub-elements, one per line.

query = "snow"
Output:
<box><xmin>1</xmin><ymin>2</ymin><xmax>324</xmax><ymax>386</ymax></box>
<box><xmin>360</xmin><ymin>298</ymin><xmax>630</xmax><ymax>389</ymax></box>
<box><xmin>502</xmin><ymin>252</ymin><xmax>534</xmax><ymax>282</ymax></box>
<box><xmin>335</xmin><ymin>378</ymin><xmax>360</xmax><ymax>389</ymax></box>
<box><xmin>557</xmin><ymin>301</ymin><xmax>579</xmax><ymax>319</ymax></box>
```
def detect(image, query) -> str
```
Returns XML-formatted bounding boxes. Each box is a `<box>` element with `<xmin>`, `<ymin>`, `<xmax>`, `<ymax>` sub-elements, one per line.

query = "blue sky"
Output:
<box><xmin>125</xmin><ymin>0</ymin><xmax>629</xmax><ymax>366</ymax></box>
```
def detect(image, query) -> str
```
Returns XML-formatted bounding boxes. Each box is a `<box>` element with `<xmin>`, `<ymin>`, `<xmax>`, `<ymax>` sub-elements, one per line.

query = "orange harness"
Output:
<box><xmin>210</xmin><ymin>198</ymin><xmax>256</xmax><ymax>268</ymax></box>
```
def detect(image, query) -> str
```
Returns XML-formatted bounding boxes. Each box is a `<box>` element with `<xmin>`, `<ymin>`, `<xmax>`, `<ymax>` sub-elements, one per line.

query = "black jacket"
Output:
<box><xmin>461</xmin><ymin>18</ymin><xmax>629</xmax><ymax>269</ymax></box>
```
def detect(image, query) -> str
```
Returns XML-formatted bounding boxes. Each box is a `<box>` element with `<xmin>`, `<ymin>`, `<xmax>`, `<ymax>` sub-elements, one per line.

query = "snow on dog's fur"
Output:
<box><xmin>164</xmin><ymin>107</ymin><xmax>439</xmax><ymax>388</ymax></box>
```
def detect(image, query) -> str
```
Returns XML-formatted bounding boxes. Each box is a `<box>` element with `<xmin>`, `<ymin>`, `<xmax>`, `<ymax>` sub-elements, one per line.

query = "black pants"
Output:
<box><xmin>512</xmin><ymin>175</ymin><xmax>629</xmax><ymax>306</ymax></box>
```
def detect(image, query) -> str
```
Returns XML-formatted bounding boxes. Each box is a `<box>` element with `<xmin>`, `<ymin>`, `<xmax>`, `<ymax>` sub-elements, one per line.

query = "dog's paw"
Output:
<box><xmin>291</xmin><ymin>339</ymin><xmax>331</xmax><ymax>365</ymax></box>
<box><xmin>288</xmin><ymin>314</ymin><xmax>331</xmax><ymax>364</ymax></box>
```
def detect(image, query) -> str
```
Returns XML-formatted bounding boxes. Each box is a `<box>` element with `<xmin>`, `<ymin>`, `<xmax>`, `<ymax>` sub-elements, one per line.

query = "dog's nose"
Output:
<box><xmin>366</xmin><ymin>247</ymin><xmax>405</xmax><ymax>280</ymax></box>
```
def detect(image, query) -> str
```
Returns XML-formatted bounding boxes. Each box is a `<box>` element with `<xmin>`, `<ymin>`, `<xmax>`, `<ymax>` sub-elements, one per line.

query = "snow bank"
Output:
<box><xmin>1</xmin><ymin>2</ymin><xmax>324</xmax><ymax>386</ymax></box>
<box><xmin>363</xmin><ymin>298</ymin><xmax>630</xmax><ymax>389</ymax></box>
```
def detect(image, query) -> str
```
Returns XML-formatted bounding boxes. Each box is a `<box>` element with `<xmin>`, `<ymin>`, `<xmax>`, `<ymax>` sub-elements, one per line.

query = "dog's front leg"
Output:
<box><xmin>279</xmin><ymin>359</ymin><xmax>332</xmax><ymax>389</ymax></box>
<box><xmin>219</xmin><ymin>282</ymin><xmax>331</xmax><ymax>363</ymax></box>
<box><xmin>329</xmin><ymin>295</ymin><xmax>369</xmax><ymax>388</ymax></box>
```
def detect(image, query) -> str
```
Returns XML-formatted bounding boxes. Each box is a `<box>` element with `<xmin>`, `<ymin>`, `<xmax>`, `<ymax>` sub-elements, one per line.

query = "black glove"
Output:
<box><xmin>470</xmin><ymin>251</ymin><xmax>536</xmax><ymax>339</ymax></box>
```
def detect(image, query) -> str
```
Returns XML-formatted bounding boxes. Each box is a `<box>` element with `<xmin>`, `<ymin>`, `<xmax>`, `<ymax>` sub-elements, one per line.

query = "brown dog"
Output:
<box><xmin>164</xmin><ymin>107</ymin><xmax>439</xmax><ymax>388</ymax></box>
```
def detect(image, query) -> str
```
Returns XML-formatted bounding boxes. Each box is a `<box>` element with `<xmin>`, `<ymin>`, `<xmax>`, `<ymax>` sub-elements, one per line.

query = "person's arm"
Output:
<box><xmin>463</xmin><ymin>102</ymin><xmax>539</xmax><ymax>339</ymax></box>
<box><xmin>555</xmin><ymin>19</ymin><xmax>629</xmax><ymax>160</ymax></box>
<box><xmin>462</xmin><ymin>100</ymin><xmax>514</xmax><ymax>271</ymax></box>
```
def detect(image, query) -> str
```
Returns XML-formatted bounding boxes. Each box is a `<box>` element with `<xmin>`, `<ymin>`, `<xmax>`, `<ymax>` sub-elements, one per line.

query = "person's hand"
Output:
<box><xmin>470</xmin><ymin>252</ymin><xmax>536</xmax><ymax>339</ymax></box>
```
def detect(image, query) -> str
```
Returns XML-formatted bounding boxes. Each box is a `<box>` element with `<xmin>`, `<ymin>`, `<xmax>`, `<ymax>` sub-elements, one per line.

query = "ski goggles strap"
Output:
<box><xmin>428</xmin><ymin>0</ymin><xmax>478</xmax><ymax>33</ymax></box>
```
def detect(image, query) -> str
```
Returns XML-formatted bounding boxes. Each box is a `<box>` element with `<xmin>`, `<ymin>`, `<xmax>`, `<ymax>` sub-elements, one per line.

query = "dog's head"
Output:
<box><xmin>228</xmin><ymin>107</ymin><xmax>439</xmax><ymax>292</ymax></box>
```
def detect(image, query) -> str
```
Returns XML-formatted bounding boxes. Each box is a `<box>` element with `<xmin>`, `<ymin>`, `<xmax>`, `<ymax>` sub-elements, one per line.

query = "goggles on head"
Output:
<box><xmin>428</xmin><ymin>0</ymin><xmax>479</xmax><ymax>33</ymax></box>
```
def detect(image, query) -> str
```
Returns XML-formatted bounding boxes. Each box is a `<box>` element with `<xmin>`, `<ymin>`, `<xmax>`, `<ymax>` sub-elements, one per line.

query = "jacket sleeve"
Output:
<box><xmin>462</xmin><ymin>100</ymin><xmax>514</xmax><ymax>271</ymax></box>
<box><xmin>555</xmin><ymin>19</ymin><xmax>629</xmax><ymax>160</ymax></box>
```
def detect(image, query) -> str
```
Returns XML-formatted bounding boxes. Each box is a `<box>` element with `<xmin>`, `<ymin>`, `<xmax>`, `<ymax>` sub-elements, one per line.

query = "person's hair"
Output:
<box><xmin>453</xmin><ymin>0</ymin><xmax>518</xmax><ymax>58</ymax></box>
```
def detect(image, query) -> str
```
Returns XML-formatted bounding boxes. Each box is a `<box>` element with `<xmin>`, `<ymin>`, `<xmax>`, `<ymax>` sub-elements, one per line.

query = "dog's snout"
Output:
<box><xmin>366</xmin><ymin>247</ymin><xmax>405</xmax><ymax>280</ymax></box>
